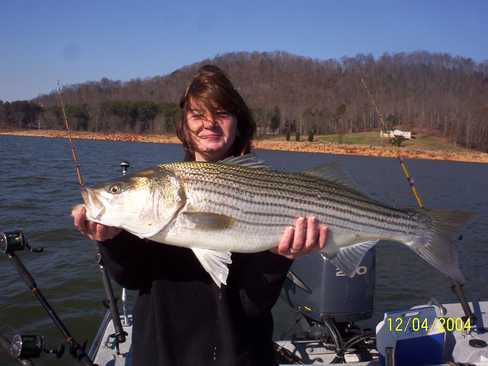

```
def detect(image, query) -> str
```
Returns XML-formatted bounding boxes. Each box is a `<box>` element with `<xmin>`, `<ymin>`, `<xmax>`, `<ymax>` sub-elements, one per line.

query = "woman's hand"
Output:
<box><xmin>272</xmin><ymin>216</ymin><xmax>328</xmax><ymax>260</ymax></box>
<box><xmin>71</xmin><ymin>204</ymin><xmax>121</xmax><ymax>242</ymax></box>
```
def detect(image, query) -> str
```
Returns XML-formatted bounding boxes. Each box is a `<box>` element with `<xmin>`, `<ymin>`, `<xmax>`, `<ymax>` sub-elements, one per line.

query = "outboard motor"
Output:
<box><xmin>285</xmin><ymin>248</ymin><xmax>376</xmax><ymax>323</ymax></box>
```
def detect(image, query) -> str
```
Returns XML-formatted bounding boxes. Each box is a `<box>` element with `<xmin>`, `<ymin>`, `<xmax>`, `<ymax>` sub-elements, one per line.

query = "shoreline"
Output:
<box><xmin>1</xmin><ymin>129</ymin><xmax>488</xmax><ymax>164</ymax></box>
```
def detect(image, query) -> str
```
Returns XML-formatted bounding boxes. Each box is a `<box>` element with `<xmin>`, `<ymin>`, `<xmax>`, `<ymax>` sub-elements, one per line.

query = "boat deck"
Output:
<box><xmin>89</xmin><ymin>301</ymin><xmax>488</xmax><ymax>365</ymax></box>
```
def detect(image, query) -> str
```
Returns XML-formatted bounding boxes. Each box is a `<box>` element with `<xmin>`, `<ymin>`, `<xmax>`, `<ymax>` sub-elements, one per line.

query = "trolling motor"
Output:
<box><xmin>0</xmin><ymin>231</ymin><xmax>96</xmax><ymax>366</ymax></box>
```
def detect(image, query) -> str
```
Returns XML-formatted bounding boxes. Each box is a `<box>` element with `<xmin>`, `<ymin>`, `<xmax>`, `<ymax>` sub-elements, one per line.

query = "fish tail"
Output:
<box><xmin>407</xmin><ymin>209</ymin><xmax>475</xmax><ymax>284</ymax></box>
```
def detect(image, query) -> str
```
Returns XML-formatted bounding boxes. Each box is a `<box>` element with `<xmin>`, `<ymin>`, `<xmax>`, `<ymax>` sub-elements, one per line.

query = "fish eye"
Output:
<box><xmin>107</xmin><ymin>184</ymin><xmax>122</xmax><ymax>194</ymax></box>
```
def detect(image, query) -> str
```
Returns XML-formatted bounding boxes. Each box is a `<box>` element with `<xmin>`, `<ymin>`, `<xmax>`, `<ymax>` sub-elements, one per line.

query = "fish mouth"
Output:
<box><xmin>81</xmin><ymin>188</ymin><xmax>106</xmax><ymax>221</ymax></box>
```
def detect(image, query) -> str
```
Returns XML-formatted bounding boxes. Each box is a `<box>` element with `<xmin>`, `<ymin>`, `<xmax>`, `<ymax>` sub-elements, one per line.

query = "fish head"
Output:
<box><xmin>82</xmin><ymin>167</ymin><xmax>185</xmax><ymax>238</ymax></box>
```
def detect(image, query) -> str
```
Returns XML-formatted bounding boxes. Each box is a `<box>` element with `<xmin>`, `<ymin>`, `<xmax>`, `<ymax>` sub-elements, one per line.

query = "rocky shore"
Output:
<box><xmin>1</xmin><ymin>129</ymin><xmax>487</xmax><ymax>164</ymax></box>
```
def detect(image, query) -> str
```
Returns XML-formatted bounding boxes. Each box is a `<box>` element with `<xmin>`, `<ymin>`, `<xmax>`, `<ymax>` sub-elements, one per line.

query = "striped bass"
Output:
<box><xmin>81</xmin><ymin>155</ymin><xmax>471</xmax><ymax>287</ymax></box>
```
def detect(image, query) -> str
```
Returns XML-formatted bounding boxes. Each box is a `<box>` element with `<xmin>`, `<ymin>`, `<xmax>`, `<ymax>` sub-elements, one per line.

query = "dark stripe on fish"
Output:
<box><xmin>191</xmin><ymin>186</ymin><xmax>417</xmax><ymax>235</ymax></box>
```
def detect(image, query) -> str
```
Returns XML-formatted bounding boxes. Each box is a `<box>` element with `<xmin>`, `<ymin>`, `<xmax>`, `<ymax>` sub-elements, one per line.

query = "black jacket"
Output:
<box><xmin>99</xmin><ymin>231</ymin><xmax>292</xmax><ymax>366</ymax></box>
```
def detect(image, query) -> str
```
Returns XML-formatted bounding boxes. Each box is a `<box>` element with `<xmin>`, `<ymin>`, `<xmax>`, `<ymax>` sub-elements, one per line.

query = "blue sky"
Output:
<box><xmin>1</xmin><ymin>0</ymin><xmax>487</xmax><ymax>101</ymax></box>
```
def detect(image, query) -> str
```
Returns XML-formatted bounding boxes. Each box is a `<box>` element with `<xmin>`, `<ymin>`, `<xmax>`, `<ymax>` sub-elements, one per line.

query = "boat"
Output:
<box><xmin>2</xmin><ymin>229</ymin><xmax>487</xmax><ymax>366</ymax></box>
<box><xmin>88</xmin><ymin>249</ymin><xmax>488</xmax><ymax>366</ymax></box>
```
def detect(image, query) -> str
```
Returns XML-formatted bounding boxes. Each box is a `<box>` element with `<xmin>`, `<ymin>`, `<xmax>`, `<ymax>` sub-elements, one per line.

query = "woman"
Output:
<box><xmin>73</xmin><ymin>65</ymin><xmax>327</xmax><ymax>365</ymax></box>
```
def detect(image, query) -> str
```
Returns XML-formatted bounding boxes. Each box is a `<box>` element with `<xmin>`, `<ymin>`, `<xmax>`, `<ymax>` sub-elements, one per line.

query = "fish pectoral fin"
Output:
<box><xmin>191</xmin><ymin>248</ymin><xmax>232</xmax><ymax>287</ymax></box>
<box><xmin>326</xmin><ymin>240</ymin><xmax>378</xmax><ymax>277</ymax></box>
<box><xmin>182</xmin><ymin>212</ymin><xmax>234</xmax><ymax>230</ymax></box>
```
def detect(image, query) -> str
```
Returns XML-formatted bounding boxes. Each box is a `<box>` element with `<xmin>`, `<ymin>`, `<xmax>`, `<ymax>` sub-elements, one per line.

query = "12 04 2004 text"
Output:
<box><xmin>387</xmin><ymin>316</ymin><xmax>472</xmax><ymax>334</ymax></box>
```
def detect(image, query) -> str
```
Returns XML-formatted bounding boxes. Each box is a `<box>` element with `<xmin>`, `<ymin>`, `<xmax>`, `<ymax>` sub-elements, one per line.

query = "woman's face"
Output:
<box><xmin>186</xmin><ymin>100</ymin><xmax>237</xmax><ymax>162</ymax></box>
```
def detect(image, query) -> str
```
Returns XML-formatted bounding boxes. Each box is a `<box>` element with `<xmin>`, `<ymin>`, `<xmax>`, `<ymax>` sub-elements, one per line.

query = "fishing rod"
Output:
<box><xmin>57</xmin><ymin>82</ymin><xmax>85</xmax><ymax>190</ymax></box>
<box><xmin>360</xmin><ymin>77</ymin><xmax>425</xmax><ymax>207</ymax></box>
<box><xmin>0</xmin><ymin>231</ymin><xmax>95</xmax><ymax>365</ymax></box>
<box><xmin>56</xmin><ymin>84</ymin><xmax>127</xmax><ymax>353</ymax></box>
<box><xmin>360</xmin><ymin>77</ymin><xmax>476</xmax><ymax>326</ymax></box>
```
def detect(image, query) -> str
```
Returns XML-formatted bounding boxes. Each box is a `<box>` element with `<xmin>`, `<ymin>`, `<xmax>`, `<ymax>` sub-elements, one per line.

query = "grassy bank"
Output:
<box><xmin>1</xmin><ymin>129</ymin><xmax>487</xmax><ymax>163</ymax></box>
<box><xmin>265</xmin><ymin>131</ymin><xmax>473</xmax><ymax>154</ymax></box>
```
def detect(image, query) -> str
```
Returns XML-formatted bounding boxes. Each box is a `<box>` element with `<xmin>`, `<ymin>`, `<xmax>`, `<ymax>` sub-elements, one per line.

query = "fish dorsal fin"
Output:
<box><xmin>219</xmin><ymin>153</ymin><xmax>270</xmax><ymax>169</ymax></box>
<box><xmin>304</xmin><ymin>162</ymin><xmax>359</xmax><ymax>192</ymax></box>
<box><xmin>191</xmin><ymin>248</ymin><xmax>232</xmax><ymax>287</ymax></box>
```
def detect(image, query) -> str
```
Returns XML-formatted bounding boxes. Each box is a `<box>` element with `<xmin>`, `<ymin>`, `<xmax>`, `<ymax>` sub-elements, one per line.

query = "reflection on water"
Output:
<box><xmin>0</xmin><ymin>135</ymin><xmax>487</xmax><ymax>366</ymax></box>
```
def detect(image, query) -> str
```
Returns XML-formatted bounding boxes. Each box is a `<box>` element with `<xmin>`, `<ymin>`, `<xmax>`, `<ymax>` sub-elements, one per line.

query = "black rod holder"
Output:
<box><xmin>451</xmin><ymin>281</ymin><xmax>476</xmax><ymax>325</ymax></box>
<box><xmin>1</xmin><ymin>232</ymin><xmax>96</xmax><ymax>366</ymax></box>
<box><xmin>90</xmin><ymin>160</ymin><xmax>130</xmax><ymax>354</ymax></box>
<box><xmin>96</xmin><ymin>252</ymin><xmax>127</xmax><ymax>354</ymax></box>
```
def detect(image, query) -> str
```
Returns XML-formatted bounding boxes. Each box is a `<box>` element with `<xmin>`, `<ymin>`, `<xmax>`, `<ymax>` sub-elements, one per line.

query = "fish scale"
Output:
<box><xmin>181</xmin><ymin>164</ymin><xmax>412</xmax><ymax>222</ymax></box>
<box><xmin>177</xmin><ymin>164</ymin><xmax>420</xmax><ymax>237</ymax></box>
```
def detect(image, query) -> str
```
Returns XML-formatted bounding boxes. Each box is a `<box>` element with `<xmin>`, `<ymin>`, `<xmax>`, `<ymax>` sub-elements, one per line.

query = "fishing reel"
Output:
<box><xmin>9</xmin><ymin>334</ymin><xmax>65</xmax><ymax>360</ymax></box>
<box><xmin>2</xmin><ymin>334</ymin><xmax>64</xmax><ymax>362</ymax></box>
<box><xmin>0</xmin><ymin>231</ymin><xmax>43</xmax><ymax>254</ymax></box>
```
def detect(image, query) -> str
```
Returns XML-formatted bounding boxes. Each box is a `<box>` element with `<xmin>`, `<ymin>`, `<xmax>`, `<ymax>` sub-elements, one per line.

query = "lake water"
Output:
<box><xmin>0</xmin><ymin>135</ymin><xmax>487</xmax><ymax>365</ymax></box>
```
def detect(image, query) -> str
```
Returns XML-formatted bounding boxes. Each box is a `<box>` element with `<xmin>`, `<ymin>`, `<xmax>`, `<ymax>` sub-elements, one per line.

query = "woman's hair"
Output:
<box><xmin>176</xmin><ymin>65</ymin><xmax>255</xmax><ymax>161</ymax></box>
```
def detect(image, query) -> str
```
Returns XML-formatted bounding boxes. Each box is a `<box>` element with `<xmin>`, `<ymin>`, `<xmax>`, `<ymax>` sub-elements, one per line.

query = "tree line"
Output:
<box><xmin>0</xmin><ymin>100</ymin><xmax>181</xmax><ymax>133</ymax></box>
<box><xmin>1</xmin><ymin>50</ymin><xmax>487</xmax><ymax>151</ymax></box>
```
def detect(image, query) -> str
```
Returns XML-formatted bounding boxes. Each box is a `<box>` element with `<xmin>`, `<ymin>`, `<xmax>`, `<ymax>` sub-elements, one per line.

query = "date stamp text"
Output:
<box><xmin>387</xmin><ymin>316</ymin><xmax>472</xmax><ymax>334</ymax></box>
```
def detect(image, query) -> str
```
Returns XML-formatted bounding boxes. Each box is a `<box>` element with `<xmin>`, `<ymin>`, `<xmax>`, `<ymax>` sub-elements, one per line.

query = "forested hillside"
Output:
<box><xmin>1</xmin><ymin>51</ymin><xmax>487</xmax><ymax>151</ymax></box>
